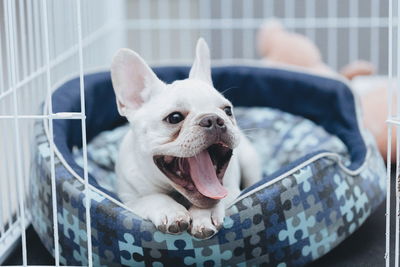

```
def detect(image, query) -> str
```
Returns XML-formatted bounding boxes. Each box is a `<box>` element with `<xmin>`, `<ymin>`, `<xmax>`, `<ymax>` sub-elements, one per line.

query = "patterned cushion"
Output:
<box><xmin>30</xmin><ymin>67</ymin><xmax>386</xmax><ymax>267</ymax></box>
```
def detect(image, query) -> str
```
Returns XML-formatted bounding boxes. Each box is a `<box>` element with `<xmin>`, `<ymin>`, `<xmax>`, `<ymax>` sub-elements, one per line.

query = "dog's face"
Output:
<box><xmin>111</xmin><ymin>39</ymin><xmax>240</xmax><ymax>208</ymax></box>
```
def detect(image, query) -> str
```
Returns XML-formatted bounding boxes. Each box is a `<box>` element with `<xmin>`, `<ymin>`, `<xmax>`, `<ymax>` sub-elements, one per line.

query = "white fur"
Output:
<box><xmin>111</xmin><ymin>38</ymin><xmax>261</xmax><ymax>239</ymax></box>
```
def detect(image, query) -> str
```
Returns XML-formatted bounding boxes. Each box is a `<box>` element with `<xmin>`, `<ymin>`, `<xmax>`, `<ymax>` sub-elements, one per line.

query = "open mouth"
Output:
<box><xmin>153</xmin><ymin>143</ymin><xmax>233</xmax><ymax>200</ymax></box>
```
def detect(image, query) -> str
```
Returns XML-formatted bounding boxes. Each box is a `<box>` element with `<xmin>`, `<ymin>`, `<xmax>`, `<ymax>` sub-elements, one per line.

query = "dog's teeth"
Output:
<box><xmin>164</xmin><ymin>156</ymin><xmax>174</xmax><ymax>163</ymax></box>
<box><xmin>217</xmin><ymin>141</ymin><xmax>228</xmax><ymax>148</ymax></box>
<box><xmin>178</xmin><ymin>158</ymin><xmax>184</xmax><ymax>170</ymax></box>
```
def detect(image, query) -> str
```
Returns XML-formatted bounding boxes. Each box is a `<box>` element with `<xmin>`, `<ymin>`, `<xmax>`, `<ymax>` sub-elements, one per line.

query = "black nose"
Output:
<box><xmin>199</xmin><ymin>115</ymin><xmax>226</xmax><ymax>130</ymax></box>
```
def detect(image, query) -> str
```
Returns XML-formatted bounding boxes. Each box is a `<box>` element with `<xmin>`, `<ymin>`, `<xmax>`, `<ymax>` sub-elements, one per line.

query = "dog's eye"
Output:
<box><xmin>166</xmin><ymin>112</ymin><xmax>184</xmax><ymax>124</ymax></box>
<box><xmin>223</xmin><ymin>106</ymin><xmax>233</xmax><ymax>116</ymax></box>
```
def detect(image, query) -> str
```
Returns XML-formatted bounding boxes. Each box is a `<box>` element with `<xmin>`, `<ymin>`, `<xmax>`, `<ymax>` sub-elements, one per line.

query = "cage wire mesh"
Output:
<box><xmin>0</xmin><ymin>0</ymin><xmax>396</xmax><ymax>266</ymax></box>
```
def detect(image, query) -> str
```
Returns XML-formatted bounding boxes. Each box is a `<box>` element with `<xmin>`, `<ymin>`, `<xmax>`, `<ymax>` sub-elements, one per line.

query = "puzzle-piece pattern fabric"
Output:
<box><xmin>30</xmin><ymin>103</ymin><xmax>386</xmax><ymax>267</ymax></box>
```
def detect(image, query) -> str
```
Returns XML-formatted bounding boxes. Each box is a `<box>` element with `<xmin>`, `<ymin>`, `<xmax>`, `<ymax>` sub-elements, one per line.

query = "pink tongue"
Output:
<box><xmin>188</xmin><ymin>150</ymin><xmax>228</xmax><ymax>199</ymax></box>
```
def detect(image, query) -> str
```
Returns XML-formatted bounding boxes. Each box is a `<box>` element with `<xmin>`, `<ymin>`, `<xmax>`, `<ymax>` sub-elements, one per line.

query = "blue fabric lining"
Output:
<box><xmin>51</xmin><ymin>66</ymin><xmax>366</xmax><ymax>198</ymax></box>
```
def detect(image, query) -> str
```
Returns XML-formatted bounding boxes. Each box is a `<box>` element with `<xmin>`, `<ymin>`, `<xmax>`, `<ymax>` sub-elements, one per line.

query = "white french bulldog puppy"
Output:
<box><xmin>111</xmin><ymin>38</ymin><xmax>261</xmax><ymax>239</ymax></box>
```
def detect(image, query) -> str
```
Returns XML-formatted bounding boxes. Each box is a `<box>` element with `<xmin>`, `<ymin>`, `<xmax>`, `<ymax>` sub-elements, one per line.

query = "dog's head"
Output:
<box><xmin>111</xmin><ymin>38</ymin><xmax>240</xmax><ymax>208</ymax></box>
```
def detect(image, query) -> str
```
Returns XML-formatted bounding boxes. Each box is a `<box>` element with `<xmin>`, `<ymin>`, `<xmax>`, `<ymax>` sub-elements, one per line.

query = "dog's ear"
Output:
<box><xmin>111</xmin><ymin>48</ymin><xmax>165</xmax><ymax>116</ymax></box>
<box><xmin>189</xmin><ymin>38</ymin><xmax>213</xmax><ymax>86</ymax></box>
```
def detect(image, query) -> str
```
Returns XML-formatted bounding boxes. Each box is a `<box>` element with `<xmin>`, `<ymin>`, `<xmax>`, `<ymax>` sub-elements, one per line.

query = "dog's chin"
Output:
<box><xmin>153</xmin><ymin>143</ymin><xmax>233</xmax><ymax>209</ymax></box>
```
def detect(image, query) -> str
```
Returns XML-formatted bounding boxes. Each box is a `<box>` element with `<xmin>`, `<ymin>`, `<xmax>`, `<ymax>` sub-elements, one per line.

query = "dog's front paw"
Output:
<box><xmin>150</xmin><ymin>207</ymin><xmax>191</xmax><ymax>234</ymax></box>
<box><xmin>189</xmin><ymin>204</ymin><xmax>225</xmax><ymax>239</ymax></box>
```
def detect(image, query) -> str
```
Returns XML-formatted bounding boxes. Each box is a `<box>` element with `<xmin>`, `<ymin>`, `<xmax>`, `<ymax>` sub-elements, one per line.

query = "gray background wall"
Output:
<box><xmin>126</xmin><ymin>0</ymin><xmax>390</xmax><ymax>74</ymax></box>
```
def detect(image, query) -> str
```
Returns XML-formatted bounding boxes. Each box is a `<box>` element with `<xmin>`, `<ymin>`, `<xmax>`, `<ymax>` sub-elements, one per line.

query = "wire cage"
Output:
<box><xmin>0</xmin><ymin>0</ymin><xmax>396</xmax><ymax>266</ymax></box>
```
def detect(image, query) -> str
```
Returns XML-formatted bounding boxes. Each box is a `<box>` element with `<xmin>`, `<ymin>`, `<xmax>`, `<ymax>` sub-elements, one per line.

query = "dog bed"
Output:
<box><xmin>30</xmin><ymin>66</ymin><xmax>386</xmax><ymax>267</ymax></box>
